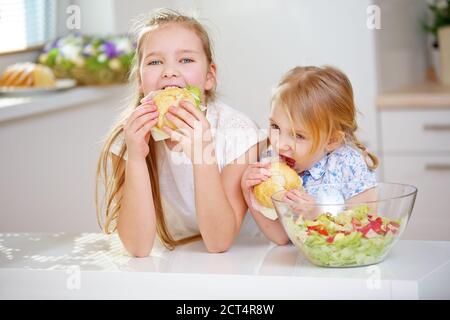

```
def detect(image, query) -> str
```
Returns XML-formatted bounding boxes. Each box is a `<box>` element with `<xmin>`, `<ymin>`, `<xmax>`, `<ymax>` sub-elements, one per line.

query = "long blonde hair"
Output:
<box><xmin>95</xmin><ymin>8</ymin><xmax>216</xmax><ymax>250</ymax></box>
<box><xmin>272</xmin><ymin>66</ymin><xmax>378</xmax><ymax>170</ymax></box>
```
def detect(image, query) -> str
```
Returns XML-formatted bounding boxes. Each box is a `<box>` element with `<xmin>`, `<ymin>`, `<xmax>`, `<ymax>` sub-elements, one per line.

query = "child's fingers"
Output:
<box><xmin>139</xmin><ymin>99</ymin><xmax>156</xmax><ymax>107</ymax></box>
<box><xmin>282</xmin><ymin>196</ymin><xmax>296</xmax><ymax>206</ymax></box>
<box><xmin>137</xmin><ymin>118</ymin><xmax>158</xmax><ymax>137</ymax></box>
<box><xmin>297</xmin><ymin>192</ymin><xmax>316</xmax><ymax>204</ymax></box>
<box><xmin>134</xmin><ymin>101</ymin><xmax>157</xmax><ymax>113</ymax></box>
<box><xmin>283</xmin><ymin>196</ymin><xmax>307</xmax><ymax>213</ymax></box>
<box><xmin>285</xmin><ymin>189</ymin><xmax>301</xmax><ymax>197</ymax></box>
<box><xmin>126</xmin><ymin>112</ymin><xmax>154</xmax><ymax>133</ymax></box>
<box><xmin>284</xmin><ymin>192</ymin><xmax>317</xmax><ymax>217</ymax></box>
<box><xmin>167</xmin><ymin>105</ymin><xmax>196</xmax><ymax>128</ymax></box>
<box><xmin>165</xmin><ymin>111</ymin><xmax>192</xmax><ymax>131</ymax></box>
<box><xmin>288</xmin><ymin>189</ymin><xmax>302</xmax><ymax>196</ymax></box>
<box><xmin>129</xmin><ymin>111</ymin><xmax>159</xmax><ymax>133</ymax></box>
<box><xmin>245</xmin><ymin>167</ymin><xmax>271</xmax><ymax>180</ymax></box>
<box><xmin>179</xmin><ymin>99</ymin><xmax>205</xmax><ymax>122</ymax></box>
<box><xmin>287</xmin><ymin>189</ymin><xmax>315</xmax><ymax>203</ymax></box>
<box><xmin>284</xmin><ymin>192</ymin><xmax>312</xmax><ymax>208</ymax></box>
<box><xmin>125</xmin><ymin>108</ymin><xmax>153</xmax><ymax>128</ymax></box>
<box><xmin>246</xmin><ymin>172</ymin><xmax>269</xmax><ymax>182</ymax></box>
<box><xmin>250</xmin><ymin>167</ymin><xmax>272</xmax><ymax>176</ymax></box>
<box><xmin>140</xmin><ymin>91</ymin><xmax>157</xmax><ymax>103</ymax></box>
<box><xmin>250</xmin><ymin>162</ymin><xmax>271</xmax><ymax>169</ymax></box>
<box><xmin>163</xmin><ymin>125</ymin><xmax>188</xmax><ymax>143</ymax></box>
<box><xmin>248</xmin><ymin>166</ymin><xmax>271</xmax><ymax>177</ymax></box>
<box><xmin>285</xmin><ymin>191</ymin><xmax>303</xmax><ymax>203</ymax></box>
<box><xmin>125</xmin><ymin>105</ymin><xmax>156</xmax><ymax>128</ymax></box>
<box><xmin>246</xmin><ymin>179</ymin><xmax>264</xmax><ymax>188</ymax></box>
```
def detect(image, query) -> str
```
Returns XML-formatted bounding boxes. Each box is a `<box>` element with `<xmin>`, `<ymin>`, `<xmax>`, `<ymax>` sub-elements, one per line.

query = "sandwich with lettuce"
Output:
<box><xmin>150</xmin><ymin>85</ymin><xmax>204</xmax><ymax>141</ymax></box>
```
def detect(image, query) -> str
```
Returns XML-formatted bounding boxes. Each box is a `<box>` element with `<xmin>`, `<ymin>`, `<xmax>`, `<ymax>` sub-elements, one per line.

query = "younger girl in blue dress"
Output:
<box><xmin>241</xmin><ymin>66</ymin><xmax>379</xmax><ymax>245</ymax></box>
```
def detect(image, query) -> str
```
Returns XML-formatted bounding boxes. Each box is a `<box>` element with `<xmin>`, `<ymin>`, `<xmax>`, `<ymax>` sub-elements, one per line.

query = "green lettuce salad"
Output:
<box><xmin>283</xmin><ymin>205</ymin><xmax>404</xmax><ymax>267</ymax></box>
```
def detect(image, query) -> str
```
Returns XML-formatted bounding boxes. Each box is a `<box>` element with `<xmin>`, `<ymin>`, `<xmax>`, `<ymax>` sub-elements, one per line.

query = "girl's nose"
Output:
<box><xmin>276</xmin><ymin>134</ymin><xmax>292</xmax><ymax>152</ymax></box>
<box><xmin>162</xmin><ymin>66</ymin><xmax>179</xmax><ymax>78</ymax></box>
<box><xmin>279</xmin><ymin>142</ymin><xmax>291</xmax><ymax>152</ymax></box>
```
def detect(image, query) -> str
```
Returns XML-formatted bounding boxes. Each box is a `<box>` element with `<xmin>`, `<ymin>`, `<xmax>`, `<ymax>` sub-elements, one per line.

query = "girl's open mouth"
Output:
<box><xmin>279</xmin><ymin>154</ymin><xmax>296</xmax><ymax>169</ymax></box>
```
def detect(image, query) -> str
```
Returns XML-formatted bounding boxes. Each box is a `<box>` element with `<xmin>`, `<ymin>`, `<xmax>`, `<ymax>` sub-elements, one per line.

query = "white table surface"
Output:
<box><xmin>0</xmin><ymin>232</ymin><xmax>449</xmax><ymax>299</ymax></box>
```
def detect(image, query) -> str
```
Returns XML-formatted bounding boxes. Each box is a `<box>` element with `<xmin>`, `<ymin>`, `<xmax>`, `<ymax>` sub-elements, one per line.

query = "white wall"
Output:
<box><xmin>374</xmin><ymin>0</ymin><xmax>428</xmax><ymax>92</ymax></box>
<box><xmin>208</xmin><ymin>0</ymin><xmax>378</xmax><ymax>149</ymax></box>
<box><xmin>1</xmin><ymin>1</ymin><xmax>430</xmax><ymax>149</ymax></box>
<box><xmin>109</xmin><ymin>0</ymin><xmax>379</xmax><ymax>150</ymax></box>
<box><xmin>71</xmin><ymin>0</ymin><xmax>116</xmax><ymax>35</ymax></box>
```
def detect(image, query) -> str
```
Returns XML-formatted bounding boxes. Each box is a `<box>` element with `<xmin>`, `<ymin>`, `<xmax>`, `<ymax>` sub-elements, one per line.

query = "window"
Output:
<box><xmin>0</xmin><ymin>0</ymin><xmax>56</xmax><ymax>53</ymax></box>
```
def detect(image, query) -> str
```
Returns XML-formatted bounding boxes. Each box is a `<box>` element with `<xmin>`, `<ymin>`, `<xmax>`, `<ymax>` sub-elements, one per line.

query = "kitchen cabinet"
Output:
<box><xmin>378</xmin><ymin>83</ymin><xmax>450</xmax><ymax>240</ymax></box>
<box><xmin>0</xmin><ymin>85</ymin><xmax>127</xmax><ymax>232</ymax></box>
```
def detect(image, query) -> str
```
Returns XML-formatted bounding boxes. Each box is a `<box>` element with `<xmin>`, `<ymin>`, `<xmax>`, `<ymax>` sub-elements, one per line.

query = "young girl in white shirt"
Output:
<box><xmin>96</xmin><ymin>9</ymin><xmax>263</xmax><ymax>256</ymax></box>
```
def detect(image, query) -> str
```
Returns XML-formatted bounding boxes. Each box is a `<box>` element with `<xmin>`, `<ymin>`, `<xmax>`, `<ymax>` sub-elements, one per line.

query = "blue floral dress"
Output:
<box><xmin>265</xmin><ymin>144</ymin><xmax>377</xmax><ymax>204</ymax></box>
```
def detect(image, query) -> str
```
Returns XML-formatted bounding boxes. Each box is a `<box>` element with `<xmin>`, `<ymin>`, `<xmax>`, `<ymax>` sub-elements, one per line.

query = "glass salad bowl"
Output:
<box><xmin>271</xmin><ymin>182</ymin><xmax>417</xmax><ymax>268</ymax></box>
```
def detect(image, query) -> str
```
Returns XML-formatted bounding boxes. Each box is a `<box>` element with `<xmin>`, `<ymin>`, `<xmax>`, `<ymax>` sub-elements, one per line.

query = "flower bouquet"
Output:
<box><xmin>38</xmin><ymin>33</ymin><xmax>135</xmax><ymax>85</ymax></box>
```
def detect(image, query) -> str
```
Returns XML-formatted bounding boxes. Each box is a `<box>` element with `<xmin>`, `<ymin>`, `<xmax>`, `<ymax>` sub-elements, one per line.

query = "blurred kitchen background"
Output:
<box><xmin>0</xmin><ymin>0</ymin><xmax>449</xmax><ymax>240</ymax></box>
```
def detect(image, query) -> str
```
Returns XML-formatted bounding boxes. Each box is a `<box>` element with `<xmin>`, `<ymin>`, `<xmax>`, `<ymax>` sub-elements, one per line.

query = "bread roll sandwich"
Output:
<box><xmin>150</xmin><ymin>85</ymin><xmax>204</xmax><ymax>141</ymax></box>
<box><xmin>253</xmin><ymin>157</ymin><xmax>303</xmax><ymax>220</ymax></box>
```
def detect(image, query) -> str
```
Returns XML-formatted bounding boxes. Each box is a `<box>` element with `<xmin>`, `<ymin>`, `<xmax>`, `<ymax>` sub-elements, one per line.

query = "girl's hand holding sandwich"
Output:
<box><xmin>163</xmin><ymin>99</ymin><xmax>212</xmax><ymax>162</ymax></box>
<box><xmin>241</xmin><ymin>162</ymin><xmax>272</xmax><ymax>191</ymax></box>
<box><xmin>283</xmin><ymin>189</ymin><xmax>319</xmax><ymax>220</ymax></box>
<box><xmin>123</xmin><ymin>99</ymin><xmax>159</xmax><ymax>161</ymax></box>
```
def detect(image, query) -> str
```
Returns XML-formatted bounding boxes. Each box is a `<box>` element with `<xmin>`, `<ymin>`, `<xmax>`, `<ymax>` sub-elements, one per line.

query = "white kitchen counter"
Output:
<box><xmin>0</xmin><ymin>232</ymin><xmax>449</xmax><ymax>300</ymax></box>
<box><xmin>0</xmin><ymin>84</ymin><xmax>127</xmax><ymax>123</ymax></box>
<box><xmin>377</xmin><ymin>81</ymin><xmax>450</xmax><ymax>110</ymax></box>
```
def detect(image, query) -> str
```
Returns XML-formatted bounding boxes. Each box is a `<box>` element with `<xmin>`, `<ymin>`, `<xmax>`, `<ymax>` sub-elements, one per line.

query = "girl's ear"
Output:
<box><xmin>325</xmin><ymin>131</ymin><xmax>344</xmax><ymax>153</ymax></box>
<box><xmin>204</xmin><ymin>63</ymin><xmax>217</xmax><ymax>91</ymax></box>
